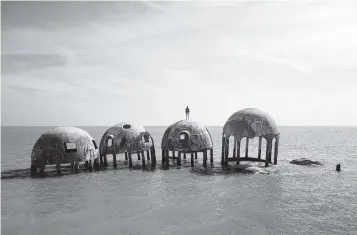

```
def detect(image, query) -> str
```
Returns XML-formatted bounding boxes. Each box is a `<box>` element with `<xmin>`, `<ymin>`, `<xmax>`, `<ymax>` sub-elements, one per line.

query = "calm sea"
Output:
<box><xmin>1</xmin><ymin>126</ymin><xmax>357</xmax><ymax>235</ymax></box>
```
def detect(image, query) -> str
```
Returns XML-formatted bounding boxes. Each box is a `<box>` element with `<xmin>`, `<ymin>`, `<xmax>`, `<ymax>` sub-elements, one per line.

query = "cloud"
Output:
<box><xmin>1</xmin><ymin>1</ymin><xmax>357</xmax><ymax>126</ymax></box>
<box><xmin>2</xmin><ymin>83</ymin><xmax>40</xmax><ymax>94</ymax></box>
<box><xmin>1</xmin><ymin>53</ymin><xmax>67</xmax><ymax>74</ymax></box>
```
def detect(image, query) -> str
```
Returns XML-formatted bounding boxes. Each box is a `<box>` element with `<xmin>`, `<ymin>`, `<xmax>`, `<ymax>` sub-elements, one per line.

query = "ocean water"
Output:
<box><xmin>1</xmin><ymin>126</ymin><xmax>357</xmax><ymax>235</ymax></box>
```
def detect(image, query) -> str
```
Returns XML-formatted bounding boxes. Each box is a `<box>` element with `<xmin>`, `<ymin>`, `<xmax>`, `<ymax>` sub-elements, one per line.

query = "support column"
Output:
<box><xmin>103</xmin><ymin>153</ymin><xmax>108</xmax><ymax>166</ymax></box>
<box><xmin>258</xmin><ymin>137</ymin><xmax>262</xmax><ymax>159</ymax></box>
<box><xmin>151</xmin><ymin>146</ymin><xmax>156</xmax><ymax>161</ymax></box>
<box><xmin>221</xmin><ymin>135</ymin><xmax>225</xmax><ymax>164</ymax></box>
<box><xmin>233</xmin><ymin>139</ymin><xmax>237</xmax><ymax>158</ymax></box>
<box><xmin>268</xmin><ymin>139</ymin><xmax>273</xmax><ymax>163</ymax></box>
<box><xmin>191</xmin><ymin>152</ymin><xmax>194</xmax><ymax>167</ymax></box>
<box><xmin>56</xmin><ymin>161</ymin><xmax>61</xmax><ymax>175</ymax></box>
<box><xmin>125</xmin><ymin>152</ymin><xmax>128</xmax><ymax>161</ymax></box>
<box><xmin>265</xmin><ymin>139</ymin><xmax>271</xmax><ymax>167</ymax></box>
<box><xmin>274</xmin><ymin>137</ymin><xmax>279</xmax><ymax>165</ymax></box>
<box><xmin>177</xmin><ymin>151</ymin><xmax>182</xmax><ymax>166</ymax></box>
<box><xmin>113</xmin><ymin>153</ymin><xmax>117</xmax><ymax>166</ymax></box>
<box><xmin>142</xmin><ymin>151</ymin><xmax>146</xmax><ymax>166</ymax></box>
<box><xmin>166</xmin><ymin>149</ymin><xmax>169</xmax><ymax>166</ymax></box>
<box><xmin>94</xmin><ymin>158</ymin><xmax>99</xmax><ymax>171</ymax></box>
<box><xmin>173</xmin><ymin>151</ymin><xmax>175</xmax><ymax>158</ymax></box>
<box><xmin>225</xmin><ymin>138</ymin><xmax>229</xmax><ymax>166</ymax></box>
<box><xmin>88</xmin><ymin>159</ymin><xmax>93</xmax><ymax>172</ymax></box>
<box><xmin>31</xmin><ymin>164</ymin><xmax>37</xmax><ymax>176</ymax></box>
<box><xmin>195</xmin><ymin>152</ymin><xmax>198</xmax><ymax>159</ymax></box>
<box><xmin>151</xmin><ymin>147</ymin><xmax>156</xmax><ymax>166</ymax></box>
<box><xmin>183</xmin><ymin>152</ymin><xmax>186</xmax><ymax>159</ymax></box>
<box><xmin>100</xmin><ymin>154</ymin><xmax>104</xmax><ymax>165</ymax></box>
<box><xmin>113</xmin><ymin>144</ymin><xmax>116</xmax><ymax>166</ymax></box>
<box><xmin>210</xmin><ymin>149</ymin><xmax>213</xmax><ymax>163</ymax></box>
<box><xmin>203</xmin><ymin>150</ymin><xmax>207</xmax><ymax>167</ymax></box>
<box><xmin>137</xmin><ymin>152</ymin><xmax>141</xmax><ymax>161</ymax></box>
<box><xmin>161</xmin><ymin>149</ymin><xmax>165</xmax><ymax>165</ymax></box>
<box><xmin>40</xmin><ymin>164</ymin><xmax>45</xmax><ymax>177</ymax></box>
<box><xmin>236</xmin><ymin>140</ymin><xmax>241</xmax><ymax>165</ymax></box>
<box><xmin>128</xmin><ymin>152</ymin><xmax>133</xmax><ymax>168</ymax></box>
<box><xmin>74</xmin><ymin>160</ymin><xmax>79</xmax><ymax>173</ymax></box>
<box><xmin>245</xmin><ymin>138</ymin><xmax>249</xmax><ymax>158</ymax></box>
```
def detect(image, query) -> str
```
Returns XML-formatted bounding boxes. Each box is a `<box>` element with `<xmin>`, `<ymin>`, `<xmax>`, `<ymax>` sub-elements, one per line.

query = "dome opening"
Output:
<box><xmin>64</xmin><ymin>142</ymin><xmax>77</xmax><ymax>153</ymax></box>
<box><xmin>123</xmin><ymin>124</ymin><xmax>131</xmax><ymax>129</ymax></box>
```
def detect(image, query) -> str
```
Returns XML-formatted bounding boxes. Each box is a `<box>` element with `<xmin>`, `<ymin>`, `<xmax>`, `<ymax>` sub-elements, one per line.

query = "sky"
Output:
<box><xmin>1</xmin><ymin>0</ymin><xmax>357</xmax><ymax>126</ymax></box>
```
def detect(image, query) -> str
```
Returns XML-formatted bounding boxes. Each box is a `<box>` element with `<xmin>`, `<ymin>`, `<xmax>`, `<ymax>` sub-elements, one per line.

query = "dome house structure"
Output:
<box><xmin>161</xmin><ymin>120</ymin><xmax>213</xmax><ymax>167</ymax></box>
<box><xmin>31</xmin><ymin>127</ymin><xmax>99</xmax><ymax>176</ymax></box>
<box><xmin>221</xmin><ymin>108</ymin><xmax>280</xmax><ymax>167</ymax></box>
<box><xmin>99</xmin><ymin>122</ymin><xmax>156</xmax><ymax>168</ymax></box>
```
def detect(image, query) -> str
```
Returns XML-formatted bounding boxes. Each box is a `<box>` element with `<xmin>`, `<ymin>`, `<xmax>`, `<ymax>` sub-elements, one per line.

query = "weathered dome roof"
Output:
<box><xmin>104</xmin><ymin>122</ymin><xmax>147</xmax><ymax>136</ymax></box>
<box><xmin>99</xmin><ymin>122</ymin><xmax>153</xmax><ymax>154</ymax></box>
<box><xmin>223</xmin><ymin>108</ymin><xmax>279</xmax><ymax>138</ymax></box>
<box><xmin>161</xmin><ymin>120</ymin><xmax>213</xmax><ymax>151</ymax></box>
<box><xmin>38</xmin><ymin>127</ymin><xmax>94</xmax><ymax>141</ymax></box>
<box><xmin>31</xmin><ymin>127</ymin><xmax>98</xmax><ymax>164</ymax></box>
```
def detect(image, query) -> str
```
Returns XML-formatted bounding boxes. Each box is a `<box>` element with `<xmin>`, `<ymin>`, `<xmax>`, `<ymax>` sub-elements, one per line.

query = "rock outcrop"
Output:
<box><xmin>290</xmin><ymin>158</ymin><xmax>322</xmax><ymax>166</ymax></box>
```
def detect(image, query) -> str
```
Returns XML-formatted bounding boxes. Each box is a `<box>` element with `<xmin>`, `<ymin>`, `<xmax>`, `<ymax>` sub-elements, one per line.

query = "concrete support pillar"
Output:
<box><xmin>221</xmin><ymin>135</ymin><xmax>225</xmax><ymax>164</ymax></box>
<box><xmin>113</xmin><ymin>153</ymin><xmax>117</xmax><ymax>167</ymax></box>
<box><xmin>233</xmin><ymin>139</ymin><xmax>237</xmax><ymax>158</ymax></box>
<box><xmin>274</xmin><ymin>137</ymin><xmax>279</xmax><ymax>165</ymax></box>
<box><xmin>128</xmin><ymin>152</ymin><xmax>133</xmax><ymax>168</ymax></box>
<box><xmin>177</xmin><ymin>151</ymin><xmax>182</xmax><ymax>166</ymax></box>
<box><xmin>203</xmin><ymin>150</ymin><xmax>207</xmax><ymax>167</ymax></box>
<box><xmin>258</xmin><ymin>137</ymin><xmax>262</xmax><ymax>159</ymax></box>
<box><xmin>236</xmin><ymin>140</ymin><xmax>241</xmax><ymax>165</ymax></box>
<box><xmin>245</xmin><ymin>138</ymin><xmax>249</xmax><ymax>158</ymax></box>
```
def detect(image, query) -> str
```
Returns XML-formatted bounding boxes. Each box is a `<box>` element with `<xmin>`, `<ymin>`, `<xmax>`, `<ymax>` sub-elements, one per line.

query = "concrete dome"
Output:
<box><xmin>161</xmin><ymin>120</ymin><xmax>213</xmax><ymax>151</ymax></box>
<box><xmin>223</xmin><ymin>108</ymin><xmax>279</xmax><ymax>139</ymax></box>
<box><xmin>99</xmin><ymin>122</ymin><xmax>154</xmax><ymax>155</ymax></box>
<box><xmin>31</xmin><ymin>127</ymin><xmax>99</xmax><ymax>166</ymax></box>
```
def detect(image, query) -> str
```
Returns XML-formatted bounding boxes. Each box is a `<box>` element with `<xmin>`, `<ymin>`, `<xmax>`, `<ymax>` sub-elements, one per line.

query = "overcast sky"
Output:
<box><xmin>2</xmin><ymin>1</ymin><xmax>357</xmax><ymax>126</ymax></box>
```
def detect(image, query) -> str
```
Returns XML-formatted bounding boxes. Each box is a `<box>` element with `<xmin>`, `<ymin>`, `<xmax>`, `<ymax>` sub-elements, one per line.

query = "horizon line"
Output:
<box><xmin>2</xmin><ymin>125</ymin><xmax>357</xmax><ymax>128</ymax></box>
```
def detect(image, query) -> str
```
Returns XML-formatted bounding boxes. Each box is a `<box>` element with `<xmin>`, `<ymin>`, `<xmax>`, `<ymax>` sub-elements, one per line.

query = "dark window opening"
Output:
<box><xmin>179</xmin><ymin>132</ymin><xmax>190</xmax><ymax>148</ymax></box>
<box><xmin>64</xmin><ymin>142</ymin><xmax>77</xmax><ymax>153</ymax></box>
<box><xmin>92</xmin><ymin>140</ymin><xmax>98</xmax><ymax>149</ymax></box>
<box><xmin>123</xmin><ymin>124</ymin><xmax>131</xmax><ymax>129</ymax></box>
<box><xmin>143</xmin><ymin>135</ymin><xmax>150</xmax><ymax>143</ymax></box>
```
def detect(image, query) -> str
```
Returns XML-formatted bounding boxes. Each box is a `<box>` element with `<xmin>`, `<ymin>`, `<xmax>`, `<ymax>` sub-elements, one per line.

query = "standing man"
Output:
<box><xmin>185</xmin><ymin>106</ymin><xmax>190</xmax><ymax>120</ymax></box>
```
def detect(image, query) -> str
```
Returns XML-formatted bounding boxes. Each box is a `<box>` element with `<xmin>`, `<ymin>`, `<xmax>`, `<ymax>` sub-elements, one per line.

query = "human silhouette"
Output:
<box><xmin>185</xmin><ymin>106</ymin><xmax>190</xmax><ymax>120</ymax></box>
